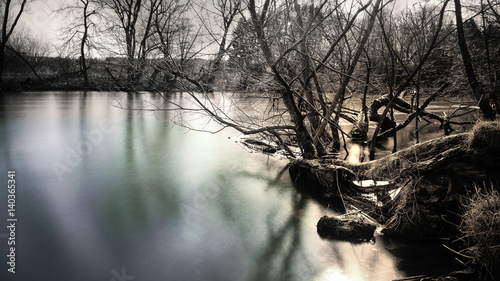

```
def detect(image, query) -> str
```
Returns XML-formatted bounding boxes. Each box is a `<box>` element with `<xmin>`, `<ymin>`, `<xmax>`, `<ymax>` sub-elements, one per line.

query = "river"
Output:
<box><xmin>0</xmin><ymin>91</ymin><xmax>466</xmax><ymax>281</ymax></box>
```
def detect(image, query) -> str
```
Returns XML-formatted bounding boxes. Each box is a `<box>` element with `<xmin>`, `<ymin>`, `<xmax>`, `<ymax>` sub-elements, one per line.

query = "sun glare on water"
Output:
<box><xmin>314</xmin><ymin>268</ymin><xmax>352</xmax><ymax>281</ymax></box>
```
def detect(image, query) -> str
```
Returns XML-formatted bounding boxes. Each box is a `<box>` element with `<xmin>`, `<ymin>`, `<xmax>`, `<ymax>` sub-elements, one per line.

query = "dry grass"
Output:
<box><xmin>465</xmin><ymin>121</ymin><xmax>500</xmax><ymax>152</ymax></box>
<box><xmin>363</xmin><ymin>154</ymin><xmax>414</xmax><ymax>181</ymax></box>
<box><xmin>461</xmin><ymin>184</ymin><xmax>500</xmax><ymax>280</ymax></box>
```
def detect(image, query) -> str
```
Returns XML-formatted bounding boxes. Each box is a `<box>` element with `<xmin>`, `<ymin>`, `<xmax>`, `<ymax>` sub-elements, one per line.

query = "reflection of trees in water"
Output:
<box><xmin>101</xmin><ymin>93</ymin><xmax>182</xmax><ymax>244</ymax></box>
<box><xmin>201</xmin><ymin>162</ymin><xmax>315</xmax><ymax>281</ymax></box>
<box><xmin>258</xmin><ymin>196</ymin><xmax>310</xmax><ymax>280</ymax></box>
<box><xmin>248</xmin><ymin>192</ymin><xmax>313</xmax><ymax>281</ymax></box>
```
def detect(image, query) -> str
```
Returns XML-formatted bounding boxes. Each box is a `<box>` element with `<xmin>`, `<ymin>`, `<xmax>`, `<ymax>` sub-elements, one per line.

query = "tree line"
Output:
<box><xmin>1</xmin><ymin>0</ymin><xmax>500</xmax><ymax>158</ymax></box>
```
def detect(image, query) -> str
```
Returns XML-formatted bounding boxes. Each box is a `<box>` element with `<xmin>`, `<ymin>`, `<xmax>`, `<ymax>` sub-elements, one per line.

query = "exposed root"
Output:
<box><xmin>290</xmin><ymin>121</ymin><xmax>500</xmax><ymax>241</ymax></box>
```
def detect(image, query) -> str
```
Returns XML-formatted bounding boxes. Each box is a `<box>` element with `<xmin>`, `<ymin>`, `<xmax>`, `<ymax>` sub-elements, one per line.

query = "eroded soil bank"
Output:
<box><xmin>289</xmin><ymin>121</ymin><xmax>500</xmax><ymax>241</ymax></box>
<box><xmin>289</xmin><ymin>121</ymin><xmax>500</xmax><ymax>279</ymax></box>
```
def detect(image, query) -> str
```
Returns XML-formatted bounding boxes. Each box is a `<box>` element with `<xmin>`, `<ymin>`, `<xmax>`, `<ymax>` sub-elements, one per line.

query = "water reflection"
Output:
<box><xmin>0</xmin><ymin>91</ymin><xmax>408</xmax><ymax>281</ymax></box>
<box><xmin>347</xmin><ymin>142</ymin><xmax>368</xmax><ymax>163</ymax></box>
<box><xmin>248</xmin><ymin>193</ymin><xmax>309</xmax><ymax>281</ymax></box>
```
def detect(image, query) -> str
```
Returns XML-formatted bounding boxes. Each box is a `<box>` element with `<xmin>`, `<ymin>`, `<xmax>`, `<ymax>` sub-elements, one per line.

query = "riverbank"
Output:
<box><xmin>290</xmin><ymin>120</ymin><xmax>500</xmax><ymax>280</ymax></box>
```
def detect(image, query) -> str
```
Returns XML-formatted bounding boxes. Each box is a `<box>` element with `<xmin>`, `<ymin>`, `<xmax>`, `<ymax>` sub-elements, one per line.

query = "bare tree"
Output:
<box><xmin>195</xmin><ymin>0</ymin><xmax>242</xmax><ymax>90</ymax></box>
<box><xmin>244</xmin><ymin>0</ymin><xmax>384</xmax><ymax>159</ymax></box>
<box><xmin>484</xmin><ymin>0</ymin><xmax>500</xmax><ymax>114</ymax></box>
<box><xmin>145</xmin><ymin>0</ymin><xmax>384</xmax><ymax>159</ymax></box>
<box><xmin>460</xmin><ymin>0</ymin><xmax>500</xmax><ymax>116</ymax></box>
<box><xmin>362</xmin><ymin>2</ymin><xmax>449</xmax><ymax>150</ymax></box>
<box><xmin>147</xmin><ymin>0</ymin><xmax>191</xmax><ymax>87</ymax></box>
<box><xmin>101</xmin><ymin>0</ymin><xmax>162</xmax><ymax>91</ymax></box>
<box><xmin>56</xmin><ymin>0</ymin><xmax>99</xmax><ymax>88</ymax></box>
<box><xmin>0</xmin><ymin>0</ymin><xmax>29</xmax><ymax>86</ymax></box>
<box><xmin>368</xmin><ymin>0</ymin><xmax>451</xmax><ymax>159</ymax></box>
<box><xmin>78</xmin><ymin>0</ymin><xmax>94</xmax><ymax>87</ymax></box>
<box><xmin>6</xmin><ymin>25</ymin><xmax>50</xmax><ymax>82</ymax></box>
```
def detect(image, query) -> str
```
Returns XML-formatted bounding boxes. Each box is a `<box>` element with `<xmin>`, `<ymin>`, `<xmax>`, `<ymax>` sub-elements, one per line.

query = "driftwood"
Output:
<box><xmin>369</xmin><ymin>93</ymin><xmax>444</xmax><ymax>125</ymax></box>
<box><xmin>316</xmin><ymin>215</ymin><xmax>377</xmax><ymax>242</ymax></box>
<box><xmin>291</xmin><ymin>121</ymin><xmax>500</xmax><ymax>241</ymax></box>
<box><xmin>349</xmin><ymin>84</ymin><xmax>452</xmax><ymax>141</ymax></box>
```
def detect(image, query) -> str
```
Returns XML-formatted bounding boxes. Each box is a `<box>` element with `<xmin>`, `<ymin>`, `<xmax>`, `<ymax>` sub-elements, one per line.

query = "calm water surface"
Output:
<box><xmin>0</xmin><ymin>91</ymin><xmax>454</xmax><ymax>281</ymax></box>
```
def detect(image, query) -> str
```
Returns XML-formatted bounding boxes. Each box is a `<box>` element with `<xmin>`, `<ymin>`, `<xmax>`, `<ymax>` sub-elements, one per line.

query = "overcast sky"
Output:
<box><xmin>18</xmin><ymin>0</ymin><xmax>436</xmax><ymax>56</ymax></box>
<box><xmin>21</xmin><ymin>0</ymin><xmax>62</xmax><ymax>47</ymax></box>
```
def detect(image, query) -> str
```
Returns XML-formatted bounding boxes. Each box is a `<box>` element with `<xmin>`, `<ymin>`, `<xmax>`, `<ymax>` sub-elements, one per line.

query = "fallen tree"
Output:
<box><xmin>290</xmin><ymin>121</ymin><xmax>500</xmax><ymax>241</ymax></box>
<box><xmin>349</xmin><ymin>82</ymin><xmax>476</xmax><ymax>142</ymax></box>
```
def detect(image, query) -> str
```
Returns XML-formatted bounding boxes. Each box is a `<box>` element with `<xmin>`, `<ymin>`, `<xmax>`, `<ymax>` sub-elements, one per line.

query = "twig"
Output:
<box><xmin>443</xmin><ymin>244</ymin><xmax>473</xmax><ymax>259</ymax></box>
<box><xmin>392</xmin><ymin>275</ymin><xmax>428</xmax><ymax>281</ymax></box>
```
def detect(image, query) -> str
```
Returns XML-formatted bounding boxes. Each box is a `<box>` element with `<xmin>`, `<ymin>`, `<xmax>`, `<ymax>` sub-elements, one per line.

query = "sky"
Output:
<box><xmin>17</xmin><ymin>0</ymin><xmax>437</xmax><ymax>57</ymax></box>
<box><xmin>21</xmin><ymin>0</ymin><xmax>62</xmax><ymax>47</ymax></box>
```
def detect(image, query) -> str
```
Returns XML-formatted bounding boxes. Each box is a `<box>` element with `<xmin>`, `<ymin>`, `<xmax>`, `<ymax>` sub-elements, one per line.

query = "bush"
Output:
<box><xmin>461</xmin><ymin>185</ymin><xmax>500</xmax><ymax>280</ymax></box>
<box><xmin>466</xmin><ymin>121</ymin><xmax>500</xmax><ymax>153</ymax></box>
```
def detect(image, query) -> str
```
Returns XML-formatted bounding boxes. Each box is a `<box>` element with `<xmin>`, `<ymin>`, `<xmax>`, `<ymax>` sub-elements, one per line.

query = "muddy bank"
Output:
<box><xmin>289</xmin><ymin>121</ymin><xmax>500</xmax><ymax>241</ymax></box>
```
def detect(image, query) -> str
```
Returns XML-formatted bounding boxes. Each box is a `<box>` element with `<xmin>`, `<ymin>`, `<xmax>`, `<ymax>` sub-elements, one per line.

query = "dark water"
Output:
<box><xmin>0</xmin><ymin>91</ymin><xmax>462</xmax><ymax>281</ymax></box>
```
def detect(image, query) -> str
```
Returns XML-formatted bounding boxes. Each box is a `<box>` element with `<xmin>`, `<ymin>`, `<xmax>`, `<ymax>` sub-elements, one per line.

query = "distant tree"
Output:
<box><xmin>196</xmin><ymin>0</ymin><xmax>242</xmax><ymax>91</ymax></box>
<box><xmin>53</xmin><ymin>47</ymin><xmax>80</xmax><ymax>87</ymax></box>
<box><xmin>227</xmin><ymin>18</ymin><xmax>265</xmax><ymax>90</ymax></box>
<box><xmin>8</xmin><ymin>26</ymin><xmax>51</xmax><ymax>59</ymax></box>
<box><xmin>172</xmin><ymin>17</ymin><xmax>201</xmax><ymax>72</ymax></box>
<box><xmin>57</xmin><ymin>0</ymin><xmax>99</xmax><ymax>88</ymax></box>
<box><xmin>6</xmin><ymin>25</ymin><xmax>50</xmax><ymax>82</ymax></box>
<box><xmin>148</xmin><ymin>0</ymin><xmax>190</xmax><ymax>87</ymax></box>
<box><xmin>100</xmin><ymin>0</ymin><xmax>162</xmax><ymax>91</ymax></box>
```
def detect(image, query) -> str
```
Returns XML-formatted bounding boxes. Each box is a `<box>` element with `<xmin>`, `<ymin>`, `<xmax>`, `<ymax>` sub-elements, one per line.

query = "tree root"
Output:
<box><xmin>290</xmin><ymin>121</ymin><xmax>500</xmax><ymax>241</ymax></box>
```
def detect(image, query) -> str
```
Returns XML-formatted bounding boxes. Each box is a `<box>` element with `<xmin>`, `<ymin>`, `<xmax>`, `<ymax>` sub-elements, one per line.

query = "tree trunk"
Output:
<box><xmin>0</xmin><ymin>45</ymin><xmax>6</xmax><ymax>86</ymax></box>
<box><xmin>0</xmin><ymin>0</ymin><xmax>28</xmax><ymax>87</ymax></box>
<box><xmin>454</xmin><ymin>0</ymin><xmax>496</xmax><ymax>119</ymax></box>
<box><xmin>313</xmin><ymin>0</ymin><xmax>382</xmax><ymax>152</ymax></box>
<box><xmin>248</xmin><ymin>0</ymin><xmax>318</xmax><ymax>159</ymax></box>
<box><xmin>80</xmin><ymin>0</ymin><xmax>90</xmax><ymax>88</ymax></box>
<box><xmin>281</xmin><ymin>89</ymin><xmax>318</xmax><ymax>159</ymax></box>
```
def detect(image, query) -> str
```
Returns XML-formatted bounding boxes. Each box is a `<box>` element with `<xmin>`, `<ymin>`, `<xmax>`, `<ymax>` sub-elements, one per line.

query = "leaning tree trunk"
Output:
<box><xmin>248</xmin><ymin>0</ymin><xmax>319</xmax><ymax>159</ymax></box>
<box><xmin>454</xmin><ymin>0</ymin><xmax>496</xmax><ymax>119</ymax></box>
